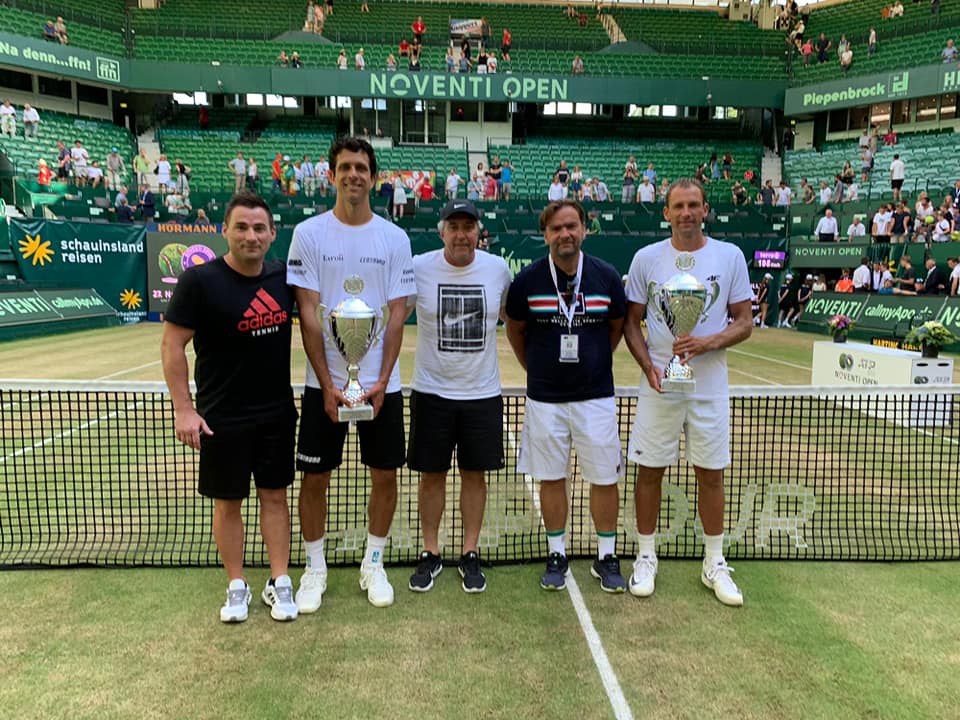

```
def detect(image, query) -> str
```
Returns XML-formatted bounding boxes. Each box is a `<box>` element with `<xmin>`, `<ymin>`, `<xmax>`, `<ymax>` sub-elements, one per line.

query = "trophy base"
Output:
<box><xmin>661</xmin><ymin>377</ymin><xmax>696</xmax><ymax>393</ymax></box>
<box><xmin>338</xmin><ymin>403</ymin><xmax>375</xmax><ymax>422</ymax></box>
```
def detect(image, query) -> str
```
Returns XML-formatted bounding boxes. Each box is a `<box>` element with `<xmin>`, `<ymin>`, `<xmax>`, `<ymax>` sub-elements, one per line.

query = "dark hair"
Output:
<box><xmin>664</xmin><ymin>177</ymin><xmax>707</xmax><ymax>207</ymax></box>
<box><xmin>225</xmin><ymin>190</ymin><xmax>274</xmax><ymax>229</ymax></box>
<box><xmin>539</xmin><ymin>199</ymin><xmax>585</xmax><ymax>231</ymax></box>
<box><xmin>329</xmin><ymin>136</ymin><xmax>377</xmax><ymax>178</ymax></box>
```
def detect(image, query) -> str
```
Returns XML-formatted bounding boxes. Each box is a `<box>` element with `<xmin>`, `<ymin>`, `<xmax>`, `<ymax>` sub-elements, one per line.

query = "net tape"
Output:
<box><xmin>1</xmin><ymin>381</ymin><xmax>958</xmax><ymax>567</ymax></box>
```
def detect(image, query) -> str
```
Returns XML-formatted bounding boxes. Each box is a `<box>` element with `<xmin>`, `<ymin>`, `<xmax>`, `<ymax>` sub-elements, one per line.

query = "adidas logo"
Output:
<box><xmin>237</xmin><ymin>288</ymin><xmax>288</xmax><ymax>333</ymax></box>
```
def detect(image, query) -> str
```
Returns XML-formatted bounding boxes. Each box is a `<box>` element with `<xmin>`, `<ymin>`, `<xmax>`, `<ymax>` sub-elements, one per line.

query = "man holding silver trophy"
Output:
<box><xmin>623</xmin><ymin>178</ymin><xmax>753</xmax><ymax>607</ymax></box>
<box><xmin>287</xmin><ymin>137</ymin><xmax>415</xmax><ymax>610</ymax></box>
<box><xmin>505</xmin><ymin>199</ymin><xmax>628</xmax><ymax>594</ymax></box>
<box><xmin>406</xmin><ymin>200</ymin><xmax>512</xmax><ymax>594</ymax></box>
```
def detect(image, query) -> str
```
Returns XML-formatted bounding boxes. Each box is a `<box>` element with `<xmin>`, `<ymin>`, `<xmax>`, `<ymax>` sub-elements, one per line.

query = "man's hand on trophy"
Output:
<box><xmin>642</xmin><ymin>364</ymin><xmax>664</xmax><ymax>394</ymax></box>
<box><xmin>672</xmin><ymin>334</ymin><xmax>711</xmax><ymax>363</ymax></box>
<box><xmin>358</xmin><ymin>380</ymin><xmax>386</xmax><ymax>418</ymax></box>
<box><xmin>323</xmin><ymin>386</ymin><xmax>350</xmax><ymax>423</ymax></box>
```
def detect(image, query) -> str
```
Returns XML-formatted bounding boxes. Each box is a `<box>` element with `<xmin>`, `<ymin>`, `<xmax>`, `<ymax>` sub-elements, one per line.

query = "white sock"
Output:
<box><xmin>637</xmin><ymin>533</ymin><xmax>656</xmax><ymax>559</ymax></box>
<box><xmin>304</xmin><ymin>537</ymin><xmax>326</xmax><ymax>573</ymax></box>
<box><xmin>546</xmin><ymin>531</ymin><xmax>566</xmax><ymax>556</ymax></box>
<box><xmin>703</xmin><ymin>533</ymin><xmax>725</xmax><ymax>565</ymax></box>
<box><xmin>363</xmin><ymin>533</ymin><xmax>388</xmax><ymax>566</ymax></box>
<box><xmin>597</xmin><ymin>533</ymin><xmax>616</xmax><ymax>559</ymax></box>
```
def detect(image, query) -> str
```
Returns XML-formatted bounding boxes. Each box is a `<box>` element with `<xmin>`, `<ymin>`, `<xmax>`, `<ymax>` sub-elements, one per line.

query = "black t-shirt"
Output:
<box><xmin>757</xmin><ymin>284</ymin><xmax>769</xmax><ymax>303</ymax></box>
<box><xmin>891</xmin><ymin>211</ymin><xmax>906</xmax><ymax>234</ymax></box>
<box><xmin>165</xmin><ymin>257</ymin><xmax>295</xmax><ymax>428</ymax></box>
<box><xmin>759</xmin><ymin>186</ymin><xmax>775</xmax><ymax>205</ymax></box>
<box><xmin>488</xmin><ymin>162</ymin><xmax>502</xmax><ymax>180</ymax></box>
<box><xmin>556</xmin><ymin>167</ymin><xmax>570</xmax><ymax>184</ymax></box>
<box><xmin>506</xmin><ymin>254</ymin><xmax>625</xmax><ymax>403</ymax></box>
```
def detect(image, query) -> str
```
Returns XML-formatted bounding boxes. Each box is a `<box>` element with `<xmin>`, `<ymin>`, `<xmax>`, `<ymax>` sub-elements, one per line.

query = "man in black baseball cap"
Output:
<box><xmin>439</xmin><ymin>199</ymin><xmax>481</xmax><ymax>221</ymax></box>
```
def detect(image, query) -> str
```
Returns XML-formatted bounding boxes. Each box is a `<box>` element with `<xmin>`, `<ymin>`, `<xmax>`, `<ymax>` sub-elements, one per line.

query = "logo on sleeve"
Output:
<box><xmin>238</xmin><ymin>288</ymin><xmax>288</xmax><ymax>336</ymax></box>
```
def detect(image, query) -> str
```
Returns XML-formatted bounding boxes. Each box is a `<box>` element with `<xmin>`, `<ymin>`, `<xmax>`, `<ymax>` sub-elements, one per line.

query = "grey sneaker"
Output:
<box><xmin>220</xmin><ymin>578</ymin><xmax>251</xmax><ymax>623</ymax></box>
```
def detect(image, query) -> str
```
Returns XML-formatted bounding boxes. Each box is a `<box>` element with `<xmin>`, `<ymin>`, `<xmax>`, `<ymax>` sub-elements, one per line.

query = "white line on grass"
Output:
<box><xmin>95</xmin><ymin>351</ymin><xmax>195</xmax><ymax>381</ymax></box>
<box><xmin>729</xmin><ymin>368</ymin><xmax>781</xmax><ymax>385</ymax></box>
<box><xmin>503</xmin><ymin>416</ymin><xmax>635</xmax><ymax>720</ymax></box>
<box><xmin>729</xmin><ymin>346</ymin><xmax>812</xmax><ymax>371</ymax></box>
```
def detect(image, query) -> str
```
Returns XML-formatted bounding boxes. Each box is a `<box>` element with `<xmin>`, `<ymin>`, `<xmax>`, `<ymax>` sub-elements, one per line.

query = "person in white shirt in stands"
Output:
<box><xmin>776</xmin><ymin>181</ymin><xmax>792</xmax><ymax>207</ymax></box>
<box><xmin>22</xmin><ymin>104</ymin><xmax>40</xmax><ymax>139</ymax></box>
<box><xmin>445</xmin><ymin>168</ymin><xmax>463</xmax><ymax>200</ymax></box>
<box><xmin>818</xmin><ymin>180</ymin><xmax>832</xmax><ymax>205</ymax></box>
<box><xmin>847</xmin><ymin>216</ymin><xmax>867</xmax><ymax>242</ymax></box>
<box><xmin>635</xmin><ymin>176</ymin><xmax>656</xmax><ymax>204</ymax></box>
<box><xmin>0</xmin><ymin>100</ymin><xmax>15</xmax><ymax>138</ymax></box>
<box><xmin>315</xmin><ymin>155</ymin><xmax>330</xmax><ymax>197</ymax></box>
<box><xmin>486</xmin><ymin>51</ymin><xmax>498</xmax><ymax>74</ymax></box>
<box><xmin>933</xmin><ymin>211</ymin><xmax>953</xmax><ymax>243</ymax></box>
<box><xmin>872</xmin><ymin>205</ymin><xmax>892</xmax><ymax>243</ymax></box>
<box><xmin>86</xmin><ymin>160</ymin><xmax>104</xmax><ymax>188</ymax></box>
<box><xmin>852</xmin><ymin>257</ymin><xmax>872</xmax><ymax>292</ymax></box>
<box><xmin>406</xmin><ymin>200</ymin><xmax>512</xmax><ymax>594</ymax></box>
<box><xmin>948</xmin><ymin>257</ymin><xmax>960</xmax><ymax>296</ymax></box>
<box><xmin>355</xmin><ymin>48</ymin><xmax>366</xmax><ymax>70</ymax></box>
<box><xmin>814</xmin><ymin>208</ymin><xmax>839</xmax><ymax>242</ymax></box>
<box><xmin>71</xmin><ymin>140</ymin><xmax>89</xmax><ymax>186</ymax></box>
<box><xmin>846</xmin><ymin>182</ymin><xmax>860</xmax><ymax>202</ymax></box>
<box><xmin>870</xmin><ymin>260</ymin><xmax>892</xmax><ymax>292</ymax></box>
<box><xmin>594</xmin><ymin>177</ymin><xmax>610</xmax><ymax>202</ymax></box>
<box><xmin>548</xmin><ymin>174</ymin><xmax>566</xmax><ymax>202</ymax></box>
<box><xmin>889</xmin><ymin>153</ymin><xmax>906</xmax><ymax>203</ymax></box>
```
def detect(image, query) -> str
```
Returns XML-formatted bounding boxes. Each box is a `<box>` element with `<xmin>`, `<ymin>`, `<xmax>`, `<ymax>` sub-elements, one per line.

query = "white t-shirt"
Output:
<box><xmin>950</xmin><ymin>264</ymin><xmax>960</xmax><ymax>286</ymax></box>
<box><xmin>411</xmin><ymin>249</ymin><xmax>511</xmax><ymax>399</ymax></box>
<box><xmin>852</xmin><ymin>264</ymin><xmax>871</xmax><ymax>289</ymax></box>
<box><xmin>487</xmin><ymin>56</ymin><xmax>497</xmax><ymax>73</ymax></box>
<box><xmin>287</xmin><ymin>211</ymin><xmax>415</xmax><ymax>393</ymax></box>
<box><xmin>814</xmin><ymin>216</ymin><xmax>838</xmax><ymax>236</ymax></box>
<box><xmin>0</xmin><ymin>105</ymin><xmax>14</xmax><ymax>121</ymax></box>
<box><xmin>86</xmin><ymin>165</ymin><xmax>103</xmax><ymax>179</ymax></box>
<box><xmin>637</xmin><ymin>183</ymin><xmax>656</xmax><ymax>203</ymax></box>
<box><xmin>548</xmin><ymin>182</ymin><xmax>565</xmax><ymax>201</ymax></box>
<box><xmin>847</xmin><ymin>222</ymin><xmax>866</xmax><ymax>238</ymax></box>
<box><xmin>626</xmin><ymin>237</ymin><xmax>752</xmax><ymax>398</ymax></box>
<box><xmin>157</xmin><ymin>159</ymin><xmax>171</xmax><ymax>183</ymax></box>
<box><xmin>22</xmin><ymin>107</ymin><xmax>39</xmax><ymax>123</ymax></box>
<box><xmin>934</xmin><ymin>219</ymin><xmax>951</xmax><ymax>242</ymax></box>
<box><xmin>446</xmin><ymin>174</ymin><xmax>462</xmax><ymax>192</ymax></box>
<box><xmin>890</xmin><ymin>158</ymin><xmax>905</xmax><ymax>180</ymax></box>
<box><xmin>872</xmin><ymin>212</ymin><xmax>890</xmax><ymax>234</ymax></box>
<box><xmin>316</xmin><ymin>160</ymin><xmax>329</xmax><ymax>180</ymax></box>
<box><xmin>229</xmin><ymin>157</ymin><xmax>246</xmax><ymax>175</ymax></box>
<box><xmin>355</xmin><ymin>53</ymin><xmax>365</xmax><ymax>69</ymax></box>
<box><xmin>819</xmin><ymin>187</ymin><xmax>832</xmax><ymax>204</ymax></box>
<box><xmin>776</xmin><ymin>186</ymin><xmax>792</xmax><ymax>206</ymax></box>
<box><xmin>71</xmin><ymin>146</ymin><xmax>88</xmax><ymax>167</ymax></box>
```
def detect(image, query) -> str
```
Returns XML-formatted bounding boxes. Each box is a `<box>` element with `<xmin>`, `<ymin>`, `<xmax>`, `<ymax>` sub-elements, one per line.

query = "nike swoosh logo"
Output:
<box><xmin>443</xmin><ymin>311</ymin><xmax>480</xmax><ymax>327</ymax></box>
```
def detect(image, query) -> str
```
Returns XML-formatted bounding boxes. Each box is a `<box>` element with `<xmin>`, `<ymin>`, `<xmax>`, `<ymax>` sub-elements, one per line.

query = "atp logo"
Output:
<box><xmin>838</xmin><ymin>353</ymin><xmax>854</xmax><ymax>370</ymax></box>
<box><xmin>18</xmin><ymin>233</ymin><xmax>55</xmax><ymax>266</ymax></box>
<box><xmin>120</xmin><ymin>289</ymin><xmax>142</xmax><ymax>310</ymax></box>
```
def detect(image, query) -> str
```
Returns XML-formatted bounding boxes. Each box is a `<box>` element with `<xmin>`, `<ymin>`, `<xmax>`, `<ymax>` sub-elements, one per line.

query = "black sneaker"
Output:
<box><xmin>458</xmin><ymin>551</ymin><xmax>486</xmax><ymax>593</ymax></box>
<box><xmin>408</xmin><ymin>551</ymin><xmax>443</xmax><ymax>592</ymax></box>
<box><xmin>590</xmin><ymin>554</ymin><xmax>626</xmax><ymax>593</ymax></box>
<box><xmin>540</xmin><ymin>552</ymin><xmax>568</xmax><ymax>591</ymax></box>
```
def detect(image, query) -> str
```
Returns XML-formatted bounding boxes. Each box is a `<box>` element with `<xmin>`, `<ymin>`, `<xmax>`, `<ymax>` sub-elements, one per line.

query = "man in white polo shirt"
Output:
<box><xmin>814</xmin><ymin>208</ymin><xmax>839</xmax><ymax>242</ymax></box>
<box><xmin>847</xmin><ymin>216</ymin><xmax>867</xmax><ymax>242</ymax></box>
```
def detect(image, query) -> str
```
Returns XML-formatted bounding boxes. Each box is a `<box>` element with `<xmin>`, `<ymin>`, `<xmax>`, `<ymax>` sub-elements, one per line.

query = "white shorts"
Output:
<box><xmin>627</xmin><ymin>388</ymin><xmax>730</xmax><ymax>470</ymax></box>
<box><xmin>517</xmin><ymin>396</ymin><xmax>622</xmax><ymax>485</ymax></box>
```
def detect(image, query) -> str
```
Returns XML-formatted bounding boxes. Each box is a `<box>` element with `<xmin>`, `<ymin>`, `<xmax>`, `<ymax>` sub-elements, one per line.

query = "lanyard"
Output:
<box><xmin>548</xmin><ymin>252</ymin><xmax>583</xmax><ymax>333</ymax></box>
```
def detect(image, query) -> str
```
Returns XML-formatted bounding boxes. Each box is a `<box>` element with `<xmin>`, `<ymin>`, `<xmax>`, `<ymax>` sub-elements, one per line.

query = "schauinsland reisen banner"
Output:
<box><xmin>11</xmin><ymin>220</ymin><xmax>147</xmax><ymax>322</ymax></box>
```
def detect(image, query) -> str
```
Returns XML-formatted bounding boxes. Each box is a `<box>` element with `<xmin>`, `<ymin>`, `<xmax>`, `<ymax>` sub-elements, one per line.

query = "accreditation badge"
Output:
<box><xmin>559</xmin><ymin>334</ymin><xmax>579</xmax><ymax>363</ymax></box>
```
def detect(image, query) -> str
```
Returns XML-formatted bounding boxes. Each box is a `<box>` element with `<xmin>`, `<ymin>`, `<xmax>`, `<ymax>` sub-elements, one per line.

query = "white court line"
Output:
<box><xmin>728</xmin><ymin>368</ymin><xmax>781</xmax><ymax>386</ymax></box>
<box><xmin>503</xmin><ymin>416</ymin><xmax>635</xmax><ymax>720</ymax></box>
<box><xmin>95</xmin><ymin>350</ymin><xmax>195</xmax><ymax>381</ymax></box>
<box><xmin>729</xmin><ymin>347</ymin><xmax>812</xmax><ymax>371</ymax></box>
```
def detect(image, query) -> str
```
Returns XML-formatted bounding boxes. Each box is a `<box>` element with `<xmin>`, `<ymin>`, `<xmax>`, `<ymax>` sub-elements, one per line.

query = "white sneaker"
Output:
<box><xmin>262</xmin><ymin>574</ymin><xmax>299</xmax><ymax>621</ymax></box>
<box><xmin>296</xmin><ymin>568</ymin><xmax>328</xmax><ymax>614</ymax></box>
<box><xmin>220</xmin><ymin>578</ymin><xmax>251</xmax><ymax>623</ymax></box>
<box><xmin>360</xmin><ymin>563</ymin><xmax>395</xmax><ymax>608</ymax></box>
<box><xmin>628</xmin><ymin>555</ymin><xmax>658</xmax><ymax>598</ymax></box>
<box><xmin>701</xmin><ymin>560</ymin><xmax>743</xmax><ymax>607</ymax></box>
<box><xmin>760</xmin><ymin>323</ymin><xmax>769</xmax><ymax>329</ymax></box>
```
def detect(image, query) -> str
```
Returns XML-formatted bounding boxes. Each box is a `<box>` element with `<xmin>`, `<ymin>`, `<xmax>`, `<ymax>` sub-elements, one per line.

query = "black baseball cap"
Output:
<box><xmin>439</xmin><ymin>199</ymin><xmax>480</xmax><ymax>220</ymax></box>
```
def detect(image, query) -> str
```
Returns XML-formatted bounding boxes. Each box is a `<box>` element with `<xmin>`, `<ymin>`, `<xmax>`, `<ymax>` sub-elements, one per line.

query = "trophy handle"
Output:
<box><xmin>315</xmin><ymin>302</ymin><xmax>336</xmax><ymax>346</ymax></box>
<box><xmin>374</xmin><ymin>303</ymin><xmax>391</xmax><ymax>342</ymax></box>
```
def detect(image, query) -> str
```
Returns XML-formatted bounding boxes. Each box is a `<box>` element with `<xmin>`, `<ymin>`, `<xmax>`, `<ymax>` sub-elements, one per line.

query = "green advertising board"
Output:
<box><xmin>790</xmin><ymin>242</ymin><xmax>872</xmax><ymax>269</ymax></box>
<box><xmin>0</xmin><ymin>31</ymin><xmax>125</xmax><ymax>85</ymax></box>
<box><xmin>0</xmin><ymin>288</ymin><xmax>115</xmax><ymax>327</ymax></box>
<box><xmin>856</xmin><ymin>294</ymin><xmax>946</xmax><ymax>336</ymax></box>
<box><xmin>10</xmin><ymin>220</ymin><xmax>148</xmax><ymax>322</ymax></box>
<box><xmin>795</xmin><ymin>292</ymin><xmax>869</xmax><ymax>331</ymax></box>
<box><xmin>786</xmin><ymin>62</ymin><xmax>960</xmax><ymax>116</ymax></box>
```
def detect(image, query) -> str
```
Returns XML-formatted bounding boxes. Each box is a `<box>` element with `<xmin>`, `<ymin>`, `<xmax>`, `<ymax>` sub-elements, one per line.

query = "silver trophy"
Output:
<box><xmin>654</xmin><ymin>272</ymin><xmax>717</xmax><ymax>393</ymax></box>
<box><xmin>318</xmin><ymin>276</ymin><xmax>388</xmax><ymax>422</ymax></box>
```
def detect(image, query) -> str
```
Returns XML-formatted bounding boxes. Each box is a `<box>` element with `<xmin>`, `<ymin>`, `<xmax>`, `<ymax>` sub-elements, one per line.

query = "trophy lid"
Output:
<box><xmin>332</xmin><ymin>296</ymin><xmax>377</xmax><ymax>319</ymax></box>
<box><xmin>662</xmin><ymin>272</ymin><xmax>705</xmax><ymax>292</ymax></box>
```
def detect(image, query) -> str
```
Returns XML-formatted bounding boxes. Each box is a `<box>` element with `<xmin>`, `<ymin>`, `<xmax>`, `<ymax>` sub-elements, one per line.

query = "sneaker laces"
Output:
<box><xmin>226</xmin><ymin>585</ymin><xmax>248</xmax><ymax>606</ymax></box>
<box><xmin>704</xmin><ymin>560</ymin><xmax>736</xmax><ymax>583</ymax></box>
<box><xmin>301</xmin><ymin>569</ymin><xmax>326</xmax><ymax>589</ymax></box>
<box><xmin>546</xmin><ymin>552</ymin><xmax>566</xmax><ymax>573</ymax></box>
<box><xmin>415</xmin><ymin>553</ymin><xmax>439</xmax><ymax>575</ymax></box>
<box><xmin>461</xmin><ymin>552</ymin><xmax>481</xmax><ymax>576</ymax></box>
<box><xmin>633</xmin><ymin>556</ymin><xmax>657</xmax><ymax>578</ymax></box>
<box><xmin>364</xmin><ymin>564</ymin><xmax>390</xmax><ymax>588</ymax></box>
<box><xmin>598</xmin><ymin>555</ymin><xmax>621</xmax><ymax>574</ymax></box>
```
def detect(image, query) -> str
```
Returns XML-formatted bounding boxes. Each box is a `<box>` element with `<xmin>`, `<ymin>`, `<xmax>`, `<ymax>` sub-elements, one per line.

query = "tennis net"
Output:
<box><xmin>1</xmin><ymin>381</ymin><xmax>958</xmax><ymax>567</ymax></box>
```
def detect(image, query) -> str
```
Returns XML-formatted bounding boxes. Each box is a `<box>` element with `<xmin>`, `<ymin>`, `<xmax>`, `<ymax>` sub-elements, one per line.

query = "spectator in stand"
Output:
<box><xmin>554</xmin><ymin>160</ymin><xmax>570</xmax><ymax>187</ymax></box>
<box><xmin>278</xmin><ymin>50</ymin><xmax>290</xmax><ymax>67</ymax></box>
<box><xmin>0</xmin><ymin>100</ymin><xmax>15</xmax><ymax>138</ymax></box>
<box><xmin>636</xmin><ymin>176</ymin><xmax>656</xmax><ymax>204</ymax></box>
<box><xmin>893</xmin><ymin>254</ymin><xmax>916</xmax><ymax>291</ymax></box>
<box><xmin>483</xmin><ymin>173</ymin><xmax>497</xmax><ymax>200</ymax></box>
<box><xmin>481</xmin><ymin>16</ymin><xmax>492</xmax><ymax>48</ymax></box>
<box><xmin>477</xmin><ymin>47</ymin><xmax>489</xmax><ymax>74</ymax></box>
<box><xmin>837</xmin><ymin>34</ymin><xmax>849</xmax><ymax>58</ymax></box>
<box><xmin>444</xmin><ymin>168</ymin><xmax>463</xmax><ymax>200</ymax></box>
<box><xmin>718</xmin><ymin>152</ymin><xmax>732</xmax><ymax>180</ymax></box>
<box><xmin>194</xmin><ymin>208</ymin><xmax>212</xmax><ymax>226</ymax></box>
<box><xmin>933</xmin><ymin>210</ymin><xmax>953</xmax><ymax>243</ymax></box>
<box><xmin>868</xmin><ymin>27</ymin><xmax>878</xmax><ymax>55</ymax></box>
<box><xmin>694</xmin><ymin>163</ymin><xmax>709</xmax><ymax>184</ymax></box>
<box><xmin>731</xmin><ymin>180</ymin><xmax>749</xmax><ymax>206</ymax></box>
<box><xmin>399</xmin><ymin>38</ymin><xmax>411</xmax><ymax>58</ymax></box>
<box><xmin>487</xmin><ymin>51</ymin><xmax>498</xmax><ymax>74</ymax></box>
<box><xmin>445</xmin><ymin>47</ymin><xmax>456</xmax><ymax>73</ymax></box>
<box><xmin>757</xmin><ymin>179</ymin><xmax>776</xmax><ymax>206</ymax></box>
<box><xmin>572</xmin><ymin>54</ymin><xmax>584</xmax><ymax>75</ymax></box>
<box><xmin>883</xmin><ymin>127</ymin><xmax>898</xmax><ymax>146</ymax></box>
<box><xmin>271</xmin><ymin>153</ymin><xmax>283</xmax><ymax>193</ymax></box>
<box><xmin>415</xmin><ymin>174</ymin><xmax>433</xmax><ymax>205</ymax></box>
<box><xmin>642</xmin><ymin>163</ymin><xmax>657</xmax><ymax>185</ymax></box>
<box><xmin>622</xmin><ymin>156</ymin><xmax>638</xmax><ymax>203</ymax></box>
<box><xmin>889</xmin><ymin>0</ymin><xmax>905</xmax><ymax>18</ymax></box>
<box><xmin>800</xmin><ymin>178</ymin><xmax>815</xmax><ymax>204</ymax></box>
<box><xmin>816</xmin><ymin>33</ymin><xmax>832</xmax><ymax>63</ymax></box>
<box><xmin>355</xmin><ymin>48</ymin><xmax>366</xmax><ymax>70</ymax></box>
<box><xmin>115</xmin><ymin>197</ymin><xmax>135</xmax><ymax>223</ymax></box>
<box><xmin>943</xmin><ymin>39</ymin><xmax>957</xmax><ymax>63</ymax></box>
<box><xmin>568</xmin><ymin>165</ymin><xmax>583</xmax><ymax>200</ymax></box>
<box><xmin>175</xmin><ymin>159</ymin><xmax>191</xmax><ymax>195</ymax></box>
<box><xmin>502</xmin><ymin>28</ymin><xmax>512</xmax><ymax>62</ymax></box>
<box><xmin>325</xmin><ymin>0</ymin><xmax>333</xmax><ymax>16</ymax></box>
<box><xmin>776</xmin><ymin>180</ymin><xmax>792</xmax><ymax>207</ymax></box>
<box><xmin>247</xmin><ymin>157</ymin><xmax>259</xmax><ymax>192</ymax></box>
<box><xmin>464</xmin><ymin>174</ymin><xmax>480</xmax><ymax>201</ymax></box>
<box><xmin>890</xmin><ymin>202</ymin><xmax>912</xmax><ymax>243</ymax></box>
<box><xmin>86</xmin><ymin>160</ymin><xmax>104</xmax><ymax>188</ymax></box>
<box><xmin>812</xmin><ymin>274</ymin><xmax>828</xmax><ymax>292</ymax></box>
<box><xmin>847</xmin><ymin>215</ymin><xmax>867</xmax><ymax>241</ymax></box>
<box><xmin>138</xmin><ymin>183</ymin><xmax>156</xmax><ymax>220</ymax></box>
<box><xmin>846</xmin><ymin>180</ymin><xmax>860</xmax><ymax>202</ymax></box>
<box><xmin>54</xmin><ymin>17</ymin><xmax>69</xmax><ymax>44</ymax></box>
<box><xmin>587</xmin><ymin>209</ymin><xmax>602</xmax><ymax>234</ymax></box>
<box><xmin>582</xmin><ymin>178</ymin><xmax>595</xmax><ymax>202</ymax></box>
<box><xmin>392</xmin><ymin>172</ymin><xmax>408</xmax><ymax>220</ymax></box>
<box><xmin>948</xmin><ymin>257</ymin><xmax>960</xmax><ymax>296</ymax></box>
<box><xmin>487</xmin><ymin>155</ymin><xmax>504</xmax><ymax>196</ymax></box>
<box><xmin>337</xmin><ymin>49</ymin><xmax>347</xmax><ymax>69</ymax></box>
<box><xmin>595</xmin><ymin>177</ymin><xmax>610</xmax><ymax>202</ymax></box>
<box><xmin>877</xmin><ymin>278</ymin><xmax>895</xmax><ymax>294</ymax></box>
<box><xmin>409</xmin><ymin>51</ymin><xmax>421</xmax><ymax>72</ymax></box>
<box><xmin>870</xmin><ymin>261</ymin><xmax>892</xmax><ymax>291</ymax></box>
<box><xmin>43</xmin><ymin>20</ymin><xmax>58</xmax><ymax>42</ymax></box>
<box><xmin>412</xmin><ymin>16</ymin><xmax>426</xmax><ymax>43</ymax></box>
<box><xmin>835</xmin><ymin>269</ymin><xmax>854</xmax><ymax>293</ymax></box>
<box><xmin>800</xmin><ymin>38</ymin><xmax>814</xmax><ymax>64</ymax></box>
<box><xmin>36</xmin><ymin>158</ymin><xmax>52</xmax><ymax>190</ymax></box>
<box><xmin>658</xmin><ymin>178</ymin><xmax>670</xmax><ymax>201</ymax></box>
<box><xmin>106</xmin><ymin>148</ymin><xmax>126</xmax><ymax>191</ymax></box>
<box><xmin>386</xmin><ymin>53</ymin><xmax>397</xmax><ymax>71</ymax></box>
<box><xmin>920</xmin><ymin>258</ymin><xmax>946</xmax><ymax>294</ymax></box>
<box><xmin>361</xmin><ymin>0</ymin><xmax>369</xmax><ymax>12</ymax></box>
<box><xmin>457</xmin><ymin>53</ymin><xmax>471</xmax><ymax>74</ymax></box>
<box><xmin>301</xmin><ymin>155</ymin><xmax>315</xmax><ymax>197</ymax></box>
<box><xmin>814</xmin><ymin>208</ymin><xmax>839</xmax><ymax>242</ymax></box>
<box><xmin>853</xmin><ymin>257</ymin><xmax>872</xmax><ymax>292</ymax></box>
<box><xmin>548</xmin><ymin>174</ymin><xmax>566</xmax><ymax>202</ymax></box>
<box><xmin>889</xmin><ymin>153</ymin><xmax>906</xmax><ymax>203</ymax></box>
<box><xmin>840</xmin><ymin>45</ymin><xmax>854</xmax><ymax>72</ymax></box>
<box><xmin>872</xmin><ymin>204</ymin><xmax>892</xmax><ymax>242</ymax></box>
<box><xmin>134</xmin><ymin>148</ymin><xmax>150</xmax><ymax>186</ymax></box>
<box><xmin>460</xmin><ymin>36</ymin><xmax>471</xmax><ymax>64</ymax></box>
<box><xmin>71</xmin><ymin>140</ymin><xmax>90</xmax><ymax>187</ymax></box>
<box><xmin>22</xmin><ymin>104</ymin><xmax>39</xmax><ymax>139</ymax></box>
<box><xmin>915</xmin><ymin>193</ymin><xmax>935</xmax><ymax>223</ymax></box>
<box><xmin>156</xmin><ymin>153</ymin><xmax>172</xmax><ymax>193</ymax></box>
<box><xmin>860</xmin><ymin>147</ymin><xmax>874</xmax><ymax>183</ymax></box>
<box><xmin>291</xmin><ymin>52</ymin><xmax>302</xmax><ymax>69</ymax></box>
<box><xmin>55</xmin><ymin>140</ymin><xmax>70</xmax><ymax>180</ymax></box>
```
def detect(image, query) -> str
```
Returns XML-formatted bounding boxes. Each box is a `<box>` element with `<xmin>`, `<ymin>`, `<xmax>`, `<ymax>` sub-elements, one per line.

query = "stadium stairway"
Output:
<box><xmin>762</xmin><ymin>151</ymin><xmax>783</xmax><ymax>185</ymax></box>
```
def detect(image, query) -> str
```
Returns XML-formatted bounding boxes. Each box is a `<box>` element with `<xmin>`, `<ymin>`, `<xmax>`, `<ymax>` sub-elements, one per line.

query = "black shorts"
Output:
<box><xmin>198</xmin><ymin>412</ymin><xmax>297</xmax><ymax>500</ymax></box>
<box><xmin>779</xmin><ymin>298</ymin><xmax>795</xmax><ymax>312</ymax></box>
<box><xmin>296</xmin><ymin>387</ymin><xmax>405</xmax><ymax>473</ymax></box>
<box><xmin>406</xmin><ymin>391</ymin><xmax>505</xmax><ymax>473</ymax></box>
<box><xmin>891</xmin><ymin>179</ymin><xmax>904</xmax><ymax>189</ymax></box>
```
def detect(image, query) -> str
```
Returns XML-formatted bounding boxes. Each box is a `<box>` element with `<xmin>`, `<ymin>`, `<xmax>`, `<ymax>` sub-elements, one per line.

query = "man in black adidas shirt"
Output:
<box><xmin>162</xmin><ymin>191</ymin><xmax>298</xmax><ymax>624</ymax></box>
